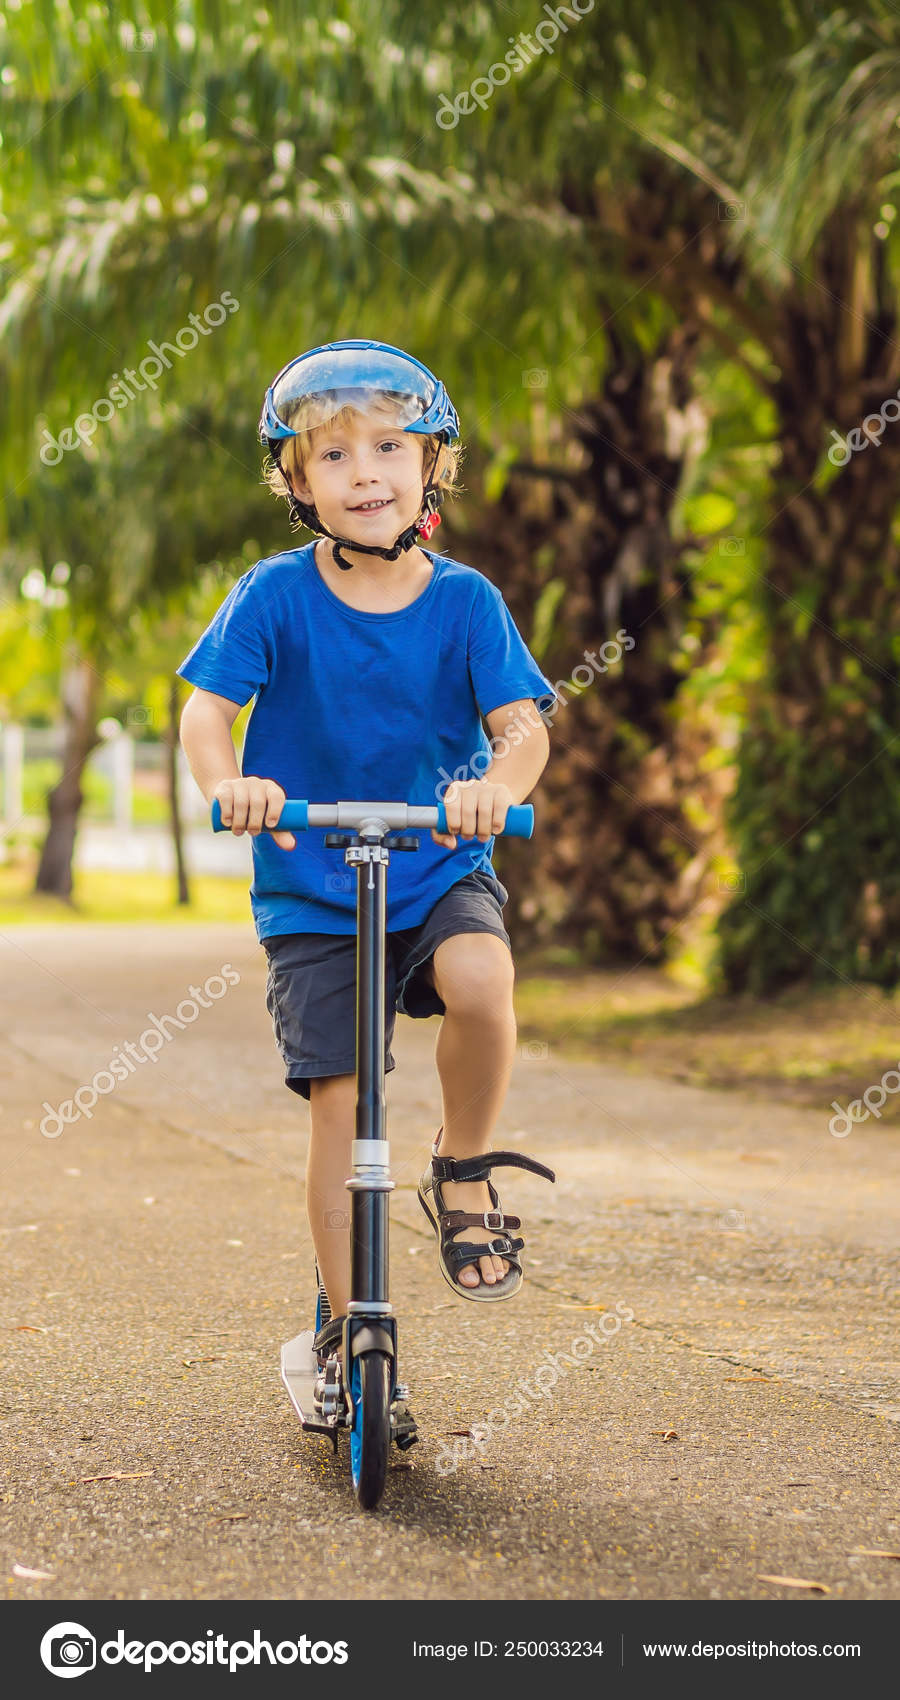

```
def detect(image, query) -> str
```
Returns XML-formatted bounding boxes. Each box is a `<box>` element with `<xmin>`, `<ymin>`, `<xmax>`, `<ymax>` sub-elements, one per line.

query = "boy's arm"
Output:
<box><xmin>481</xmin><ymin>698</ymin><xmax>550</xmax><ymax>800</ymax></box>
<box><xmin>179</xmin><ymin>686</ymin><xmax>296</xmax><ymax>849</ymax></box>
<box><xmin>434</xmin><ymin>699</ymin><xmax>551</xmax><ymax>848</ymax></box>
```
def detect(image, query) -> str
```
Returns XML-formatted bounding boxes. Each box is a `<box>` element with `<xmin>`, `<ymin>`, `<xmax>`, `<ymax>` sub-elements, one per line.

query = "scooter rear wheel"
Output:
<box><xmin>349</xmin><ymin>1350</ymin><xmax>391</xmax><ymax>1510</ymax></box>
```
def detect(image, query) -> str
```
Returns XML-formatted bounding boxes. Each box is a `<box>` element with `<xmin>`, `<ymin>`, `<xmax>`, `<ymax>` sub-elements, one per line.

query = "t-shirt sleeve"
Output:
<box><xmin>175</xmin><ymin>566</ymin><xmax>273</xmax><ymax>708</ymax></box>
<box><xmin>467</xmin><ymin>578</ymin><xmax>558</xmax><ymax>719</ymax></box>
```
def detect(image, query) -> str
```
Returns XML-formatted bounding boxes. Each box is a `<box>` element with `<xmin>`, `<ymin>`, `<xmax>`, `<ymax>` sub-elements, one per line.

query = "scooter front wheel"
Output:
<box><xmin>349</xmin><ymin>1350</ymin><xmax>391</xmax><ymax>1510</ymax></box>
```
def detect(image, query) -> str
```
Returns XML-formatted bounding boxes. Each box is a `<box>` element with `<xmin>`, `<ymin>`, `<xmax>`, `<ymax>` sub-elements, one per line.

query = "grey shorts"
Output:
<box><xmin>262</xmin><ymin>869</ymin><xmax>511</xmax><ymax>1101</ymax></box>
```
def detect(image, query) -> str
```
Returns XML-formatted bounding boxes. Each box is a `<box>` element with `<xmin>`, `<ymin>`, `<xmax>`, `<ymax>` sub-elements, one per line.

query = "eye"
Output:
<box><xmin>322</xmin><ymin>448</ymin><xmax>343</xmax><ymax>462</ymax></box>
<box><xmin>379</xmin><ymin>440</ymin><xmax>402</xmax><ymax>453</ymax></box>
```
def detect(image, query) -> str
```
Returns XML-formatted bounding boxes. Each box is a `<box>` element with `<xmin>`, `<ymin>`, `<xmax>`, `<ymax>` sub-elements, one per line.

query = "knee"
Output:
<box><xmin>433</xmin><ymin>936</ymin><xmax>515</xmax><ymax>1017</ymax></box>
<box><xmin>309</xmin><ymin>1072</ymin><xmax>356</xmax><ymax>1105</ymax></box>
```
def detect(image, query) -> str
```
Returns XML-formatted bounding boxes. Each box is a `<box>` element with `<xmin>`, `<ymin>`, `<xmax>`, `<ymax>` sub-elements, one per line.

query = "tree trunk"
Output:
<box><xmin>34</xmin><ymin>653</ymin><xmax>102</xmax><ymax>898</ymax></box>
<box><xmin>452</xmin><ymin>317</ymin><xmax>722</xmax><ymax>962</ymax></box>
<box><xmin>166</xmin><ymin>676</ymin><xmax>190</xmax><ymax>906</ymax></box>
<box><xmin>719</xmin><ymin>215</ymin><xmax>900</xmax><ymax>990</ymax></box>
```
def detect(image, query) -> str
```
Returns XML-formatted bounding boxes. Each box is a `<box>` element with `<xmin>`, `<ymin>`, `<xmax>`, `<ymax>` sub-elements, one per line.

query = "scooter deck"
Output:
<box><xmin>280</xmin><ymin>1330</ymin><xmax>345</xmax><ymax>1439</ymax></box>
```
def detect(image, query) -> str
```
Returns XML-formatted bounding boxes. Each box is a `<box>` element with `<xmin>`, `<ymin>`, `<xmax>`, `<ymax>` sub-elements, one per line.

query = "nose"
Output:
<box><xmin>348</xmin><ymin>447</ymin><xmax>382</xmax><ymax>482</ymax></box>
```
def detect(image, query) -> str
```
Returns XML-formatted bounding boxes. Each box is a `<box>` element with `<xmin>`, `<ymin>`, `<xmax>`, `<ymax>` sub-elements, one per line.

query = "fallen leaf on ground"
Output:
<box><xmin>79</xmin><ymin>1471</ymin><xmax>154</xmax><ymax>1483</ymax></box>
<box><xmin>182</xmin><ymin>1356</ymin><xmax>223</xmax><ymax>1366</ymax></box>
<box><xmin>651</xmin><ymin>1430</ymin><xmax>679</xmax><ymax>1441</ymax></box>
<box><xmin>757</xmin><ymin>1574</ymin><xmax>830</xmax><ymax>1593</ymax></box>
<box><xmin>14</xmin><ymin>1325</ymin><xmax>48</xmax><ymax>1333</ymax></box>
<box><xmin>12</xmin><ymin>1563</ymin><xmax>54</xmax><ymax>1580</ymax></box>
<box><xmin>556</xmin><ymin>1304</ymin><xmax>608</xmax><ymax>1312</ymax></box>
<box><xmin>213</xmin><ymin>1512</ymin><xmax>248</xmax><ymax>1522</ymax></box>
<box><xmin>852</xmin><ymin>1547</ymin><xmax>900</xmax><ymax>1560</ymax></box>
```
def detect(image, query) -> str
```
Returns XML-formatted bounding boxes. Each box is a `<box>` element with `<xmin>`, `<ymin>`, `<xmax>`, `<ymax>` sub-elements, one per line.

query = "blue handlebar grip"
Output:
<box><xmin>210</xmin><ymin>798</ymin><xmax>309</xmax><ymax>833</ymax></box>
<box><xmin>276</xmin><ymin>801</ymin><xmax>309</xmax><ymax>830</ymax></box>
<box><xmin>435</xmin><ymin>801</ymin><xmax>533</xmax><ymax>838</ymax></box>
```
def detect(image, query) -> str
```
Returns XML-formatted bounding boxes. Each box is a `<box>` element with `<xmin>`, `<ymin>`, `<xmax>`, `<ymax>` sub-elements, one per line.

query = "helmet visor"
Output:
<box><xmin>271</xmin><ymin>346</ymin><xmax>436</xmax><ymax>433</ymax></box>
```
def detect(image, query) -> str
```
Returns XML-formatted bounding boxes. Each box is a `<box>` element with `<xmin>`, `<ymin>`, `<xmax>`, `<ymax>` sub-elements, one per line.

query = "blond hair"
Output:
<box><xmin>262</xmin><ymin>391</ymin><xmax>464</xmax><ymax>530</ymax></box>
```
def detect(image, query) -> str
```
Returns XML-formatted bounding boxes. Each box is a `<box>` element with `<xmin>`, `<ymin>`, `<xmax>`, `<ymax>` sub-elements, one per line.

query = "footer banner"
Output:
<box><xmin>3</xmin><ymin>1599</ymin><xmax>891</xmax><ymax>1694</ymax></box>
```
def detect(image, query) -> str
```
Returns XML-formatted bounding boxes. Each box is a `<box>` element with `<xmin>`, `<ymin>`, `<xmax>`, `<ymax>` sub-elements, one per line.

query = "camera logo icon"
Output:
<box><xmin>717</xmin><ymin>871</ymin><xmax>747</xmax><ymax>894</ymax></box>
<box><xmin>40</xmin><ymin>1622</ymin><xmax>96</xmax><ymax>1677</ymax></box>
<box><xmin>325</xmin><ymin>871</ymin><xmax>352</xmax><ymax>893</ymax></box>
<box><xmin>717</xmin><ymin>1208</ymin><xmax>747</xmax><ymax>1232</ymax></box>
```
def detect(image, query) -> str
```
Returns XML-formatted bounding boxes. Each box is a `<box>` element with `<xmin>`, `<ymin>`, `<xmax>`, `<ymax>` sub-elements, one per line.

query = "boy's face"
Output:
<box><xmin>291</xmin><ymin>408</ymin><xmax>426</xmax><ymax>549</ymax></box>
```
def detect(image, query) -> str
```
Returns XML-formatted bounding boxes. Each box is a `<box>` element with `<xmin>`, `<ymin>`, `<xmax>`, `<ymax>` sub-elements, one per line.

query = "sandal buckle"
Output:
<box><xmin>483</xmin><ymin>1209</ymin><xmax>505</xmax><ymax>1230</ymax></box>
<box><xmin>487</xmin><ymin>1235</ymin><xmax>512</xmax><ymax>1255</ymax></box>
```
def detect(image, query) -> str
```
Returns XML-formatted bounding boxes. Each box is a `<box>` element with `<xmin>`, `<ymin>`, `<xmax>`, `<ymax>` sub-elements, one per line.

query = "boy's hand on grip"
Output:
<box><xmin>212</xmin><ymin>777</ymin><xmax>296</xmax><ymax>849</ymax></box>
<box><xmin>431</xmin><ymin>778</ymin><xmax>513</xmax><ymax>848</ymax></box>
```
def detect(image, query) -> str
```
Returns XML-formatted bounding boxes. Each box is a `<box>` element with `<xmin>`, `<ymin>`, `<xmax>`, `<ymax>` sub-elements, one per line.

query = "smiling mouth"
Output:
<box><xmin>348</xmin><ymin>498</ymin><xmax>394</xmax><ymax>512</ymax></box>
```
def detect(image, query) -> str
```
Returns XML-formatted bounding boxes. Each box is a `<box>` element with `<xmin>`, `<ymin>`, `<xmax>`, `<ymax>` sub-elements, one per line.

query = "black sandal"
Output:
<box><xmin>312</xmin><ymin>1313</ymin><xmax>347</xmax><ymax>1417</ymax></box>
<box><xmin>417</xmin><ymin>1128</ymin><xmax>556</xmax><ymax>1301</ymax></box>
<box><xmin>313</xmin><ymin>1314</ymin><xmax>345</xmax><ymax>1366</ymax></box>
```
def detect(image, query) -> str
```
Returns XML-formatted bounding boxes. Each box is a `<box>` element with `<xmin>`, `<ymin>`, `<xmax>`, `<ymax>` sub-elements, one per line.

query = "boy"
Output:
<box><xmin>176</xmin><ymin>339</ymin><xmax>557</xmax><ymax>1378</ymax></box>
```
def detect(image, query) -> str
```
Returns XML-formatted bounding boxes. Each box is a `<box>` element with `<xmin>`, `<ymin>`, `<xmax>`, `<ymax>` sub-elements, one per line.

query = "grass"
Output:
<box><xmin>0</xmin><ymin>863</ymin><xmax>251</xmax><ymax>925</ymax></box>
<box><xmin>513</xmin><ymin>950</ymin><xmax>900</xmax><ymax>1114</ymax></box>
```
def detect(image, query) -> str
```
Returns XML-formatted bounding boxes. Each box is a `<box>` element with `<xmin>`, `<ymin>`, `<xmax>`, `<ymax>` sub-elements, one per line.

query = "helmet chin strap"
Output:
<box><xmin>287</xmin><ymin>445</ymin><xmax>443</xmax><ymax>571</ymax></box>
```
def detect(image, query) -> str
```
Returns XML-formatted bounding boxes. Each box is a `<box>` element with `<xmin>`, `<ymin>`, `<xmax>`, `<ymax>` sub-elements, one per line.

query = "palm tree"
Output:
<box><xmin>0</xmin><ymin>0</ymin><xmax>729</xmax><ymax>942</ymax></box>
<box><xmin>8</xmin><ymin>0</ymin><xmax>900</xmax><ymax>987</ymax></box>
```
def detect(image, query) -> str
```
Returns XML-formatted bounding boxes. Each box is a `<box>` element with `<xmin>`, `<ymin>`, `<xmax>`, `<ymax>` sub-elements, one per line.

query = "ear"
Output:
<box><xmin>287</xmin><ymin>467</ymin><xmax>314</xmax><ymax>504</ymax></box>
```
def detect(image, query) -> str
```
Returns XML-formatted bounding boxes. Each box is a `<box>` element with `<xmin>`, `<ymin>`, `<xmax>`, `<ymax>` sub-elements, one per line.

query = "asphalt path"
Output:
<box><xmin>2</xmin><ymin>924</ymin><xmax>898</xmax><ymax>1601</ymax></box>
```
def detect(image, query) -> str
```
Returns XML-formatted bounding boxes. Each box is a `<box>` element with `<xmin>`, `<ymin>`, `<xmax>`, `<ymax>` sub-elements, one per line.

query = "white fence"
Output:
<box><xmin>0</xmin><ymin>724</ymin><xmax>251</xmax><ymax>875</ymax></box>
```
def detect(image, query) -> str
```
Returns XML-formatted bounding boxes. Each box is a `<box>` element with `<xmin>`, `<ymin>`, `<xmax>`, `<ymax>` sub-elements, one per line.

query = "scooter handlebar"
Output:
<box><xmin>210</xmin><ymin>797</ymin><xmax>534</xmax><ymax>839</ymax></box>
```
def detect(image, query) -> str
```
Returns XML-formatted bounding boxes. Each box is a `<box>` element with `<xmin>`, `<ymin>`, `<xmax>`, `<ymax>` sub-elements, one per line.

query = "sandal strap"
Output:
<box><xmin>313</xmin><ymin>1314</ymin><xmax>345</xmax><ymax>1359</ymax></box>
<box><xmin>443</xmin><ymin>1235</ymin><xmax>525</xmax><ymax>1268</ymax></box>
<box><xmin>430</xmin><ymin>1149</ymin><xmax>556</xmax><ymax>1185</ymax></box>
<box><xmin>437</xmin><ymin>1208</ymin><xmax>521</xmax><ymax>1232</ymax></box>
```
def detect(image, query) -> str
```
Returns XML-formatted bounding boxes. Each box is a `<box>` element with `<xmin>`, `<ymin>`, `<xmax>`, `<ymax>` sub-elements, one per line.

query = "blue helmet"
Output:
<box><xmin>259</xmin><ymin>338</ymin><xmax>459</xmax><ymax>449</ymax></box>
<box><xmin>258</xmin><ymin>339</ymin><xmax>459</xmax><ymax>570</ymax></box>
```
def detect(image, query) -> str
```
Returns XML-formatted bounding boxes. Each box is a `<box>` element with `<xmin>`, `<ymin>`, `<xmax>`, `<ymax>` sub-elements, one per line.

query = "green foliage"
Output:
<box><xmin>718</xmin><ymin>686</ymin><xmax>900</xmax><ymax>992</ymax></box>
<box><xmin>4</xmin><ymin>1</ymin><xmax>900</xmax><ymax>982</ymax></box>
<box><xmin>529</xmin><ymin>577</ymin><xmax>567</xmax><ymax>662</ymax></box>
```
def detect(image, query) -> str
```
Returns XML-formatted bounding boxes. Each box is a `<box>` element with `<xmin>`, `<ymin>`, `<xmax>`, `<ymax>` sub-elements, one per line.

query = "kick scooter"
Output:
<box><xmin>211</xmin><ymin>794</ymin><xmax>534</xmax><ymax>1510</ymax></box>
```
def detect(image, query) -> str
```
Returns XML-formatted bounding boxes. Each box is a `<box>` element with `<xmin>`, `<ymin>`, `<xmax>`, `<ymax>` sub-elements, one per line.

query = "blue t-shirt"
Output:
<box><xmin>176</xmin><ymin>541</ymin><xmax>556</xmax><ymax>941</ymax></box>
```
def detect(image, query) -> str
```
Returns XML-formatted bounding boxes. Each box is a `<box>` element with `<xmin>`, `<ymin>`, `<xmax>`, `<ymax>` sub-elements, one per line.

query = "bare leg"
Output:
<box><xmin>306</xmin><ymin>1073</ymin><xmax>357</xmax><ymax>1331</ymax></box>
<box><xmin>429</xmin><ymin>934</ymin><xmax>518</xmax><ymax>1288</ymax></box>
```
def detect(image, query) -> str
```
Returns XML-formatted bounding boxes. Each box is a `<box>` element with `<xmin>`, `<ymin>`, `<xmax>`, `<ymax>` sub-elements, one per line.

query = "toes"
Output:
<box><xmin>478</xmin><ymin>1256</ymin><xmax>498</xmax><ymax>1284</ymax></box>
<box><xmin>457</xmin><ymin>1264</ymin><xmax>480</xmax><ymax>1286</ymax></box>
